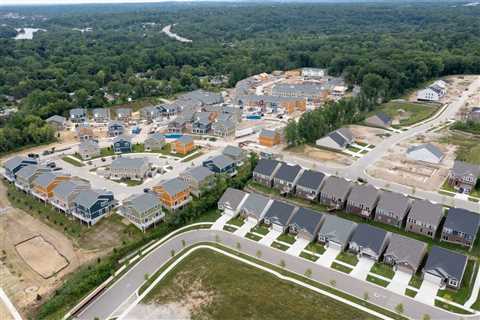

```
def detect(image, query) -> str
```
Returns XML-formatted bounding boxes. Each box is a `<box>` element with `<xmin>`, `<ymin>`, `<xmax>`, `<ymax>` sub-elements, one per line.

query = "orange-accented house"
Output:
<box><xmin>172</xmin><ymin>135</ymin><xmax>195</xmax><ymax>155</ymax></box>
<box><xmin>258</xmin><ymin>129</ymin><xmax>281</xmax><ymax>147</ymax></box>
<box><xmin>153</xmin><ymin>178</ymin><xmax>192</xmax><ymax>211</ymax></box>
<box><xmin>31</xmin><ymin>172</ymin><xmax>71</xmax><ymax>201</ymax></box>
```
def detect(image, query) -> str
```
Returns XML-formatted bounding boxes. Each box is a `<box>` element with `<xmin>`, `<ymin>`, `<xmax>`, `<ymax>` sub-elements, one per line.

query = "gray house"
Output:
<box><xmin>14</xmin><ymin>165</ymin><xmax>50</xmax><ymax>192</ymax></box>
<box><xmin>179</xmin><ymin>166</ymin><xmax>215</xmax><ymax>196</ymax></box>
<box><xmin>252</xmin><ymin>159</ymin><xmax>282</xmax><ymax>187</ymax></box>
<box><xmin>46</xmin><ymin>115</ymin><xmax>67</xmax><ymax>130</ymax></box>
<box><xmin>119</xmin><ymin>193</ymin><xmax>164</xmax><ymax>232</ymax></box>
<box><xmin>222</xmin><ymin>145</ymin><xmax>247</xmax><ymax>166</ymax></box>
<box><xmin>448</xmin><ymin>161</ymin><xmax>480</xmax><ymax>194</ymax></box>
<box><xmin>69</xmin><ymin>108</ymin><xmax>86</xmax><ymax>123</ymax></box>
<box><xmin>3</xmin><ymin>156</ymin><xmax>38</xmax><ymax>182</ymax></box>
<box><xmin>212</xmin><ymin>120</ymin><xmax>236</xmax><ymax>137</ymax></box>
<box><xmin>441</xmin><ymin>208</ymin><xmax>480</xmax><ymax>248</ymax></box>
<box><xmin>383</xmin><ymin>233</ymin><xmax>427</xmax><ymax>274</ymax></box>
<box><xmin>263</xmin><ymin>200</ymin><xmax>298</xmax><ymax>232</ymax></box>
<box><xmin>78</xmin><ymin>140</ymin><xmax>100</xmax><ymax>160</ymax></box>
<box><xmin>116</xmin><ymin>108</ymin><xmax>132</xmax><ymax>122</ymax></box>
<box><xmin>345</xmin><ymin>184</ymin><xmax>380</xmax><ymax>218</ymax></box>
<box><xmin>140</xmin><ymin>106</ymin><xmax>161</xmax><ymax>123</ymax></box>
<box><xmin>374</xmin><ymin>191</ymin><xmax>411</xmax><ymax>228</ymax></box>
<box><xmin>50</xmin><ymin>179</ymin><xmax>90</xmax><ymax>213</ymax></box>
<box><xmin>423</xmin><ymin>246</ymin><xmax>468</xmax><ymax>289</ymax></box>
<box><xmin>295</xmin><ymin>169</ymin><xmax>326</xmax><ymax>201</ymax></box>
<box><xmin>72</xmin><ymin>189</ymin><xmax>115</xmax><ymax>225</ymax></box>
<box><xmin>405</xmin><ymin>199</ymin><xmax>444</xmax><ymax>238</ymax></box>
<box><xmin>144</xmin><ymin>133</ymin><xmax>165</xmax><ymax>152</ymax></box>
<box><xmin>317</xmin><ymin>215</ymin><xmax>358</xmax><ymax>250</ymax></box>
<box><xmin>239</xmin><ymin>193</ymin><xmax>272</xmax><ymax>224</ymax></box>
<box><xmin>93</xmin><ymin>108</ymin><xmax>110</xmax><ymax>123</ymax></box>
<box><xmin>365</xmin><ymin>112</ymin><xmax>392</xmax><ymax>128</ymax></box>
<box><xmin>315</xmin><ymin>128</ymin><xmax>354</xmax><ymax>151</ymax></box>
<box><xmin>107</xmin><ymin>121</ymin><xmax>125</xmax><ymax>137</ymax></box>
<box><xmin>349</xmin><ymin>224</ymin><xmax>390</xmax><ymax>261</ymax></box>
<box><xmin>287</xmin><ymin>207</ymin><xmax>324</xmax><ymax>241</ymax></box>
<box><xmin>218</xmin><ymin>187</ymin><xmax>249</xmax><ymax>217</ymax></box>
<box><xmin>272</xmin><ymin>163</ymin><xmax>303</xmax><ymax>194</ymax></box>
<box><xmin>319</xmin><ymin>176</ymin><xmax>352</xmax><ymax>209</ymax></box>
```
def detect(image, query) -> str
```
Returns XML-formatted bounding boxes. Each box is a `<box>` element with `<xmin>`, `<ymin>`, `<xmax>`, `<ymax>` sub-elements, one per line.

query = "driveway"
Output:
<box><xmin>350</xmin><ymin>257</ymin><xmax>375</xmax><ymax>280</ymax></box>
<box><xmin>258</xmin><ymin>229</ymin><xmax>282</xmax><ymax>246</ymax></box>
<box><xmin>387</xmin><ymin>270</ymin><xmax>411</xmax><ymax>294</ymax></box>
<box><xmin>286</xmin><ymin>238</ymin><xmax>309</xmax><ymax>256</ymax></box>
<box><xmin>416</xmin><ymin>280</ymin><xmax>440</xmax><ymax>305</ymax></box>
<box><xmin>316</xmin><ymin>247</ymin><xmax>339</xmax><ymax>267</ymax></box>
<box><xmin>233</xmin><ymin>219</ymin><xmax>256</xmax><ymax>237</ymax></box>
<box><xmin>211</xmin><ymin>214</ymin><xmax>231</xmax><ymax>230</ymax></box>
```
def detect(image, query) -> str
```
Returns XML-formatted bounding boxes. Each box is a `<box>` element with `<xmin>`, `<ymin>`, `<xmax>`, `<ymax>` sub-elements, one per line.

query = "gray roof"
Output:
<box><xmin>296</xmin><ymin>169</ymin><xmax>325</xmax><ymax>190</ymax></box>
<box><xmin>111</xmin><ymin>157</ymin><xmax>149</xmax><ymax>170</ymax></box>
<box><xmin>337</xmin><ymin>128</ymin><xmax>354</xmax><ymax>142</ymax></box>
<box><xmin>4</xmin><ymin>156</ymin><xmax>35</xmax><ymax>171</ymax></box>
<box><xmin>424</xmin><ymin>246</ymin><xmax>468</xmax><ymax>281</ymax></box>
<box><xmin>385</xmin><ymin>233</ymin><xmax>427</xmax><ymax>270</ymax></box>
<box><xmin>253</xmin><ymin>159</ymin><xmax>281</xmax><ymax>177</ymax></box>
<box><xmin>347</xmin><ymin>184</ymin><xmax>380</xmax><ymax>208</ymax></box>
<box><xmin>408</xmin><ymin>199</ymin><xmax>443</xmax><ymax>227</ymax></box>
<box><xmin>93</xmin><ymin>108</ymin><xmax>109</xmax><ymax>118</ymax></box>
<box><xmin>259</xmin><ymin>129</ymin><xmax>277</xmax><ymax>139</ymax></box>
<box><xmin>46</xmin><ymin>115</ymin><xmax>66</xmax><ymax>124</ymax></box>
<box><xmin>451</xmin><ymin>161</ymin><xmax>480</xmax><ymax>178</ymax></box>
<box><xmin>218</xmin><ymin>188</ymin><xmax>248</xmax><ymax>211</ymax></box>
<box><xmin>123</xmin><ymin>193</ymin><xmax>161</xmax><ymax>214</ymax></box>
<box><xmin>222</xmin><ymin>145</ymin><xmax>244</xmax><ymax>159</ymax></box>
<box><xmin>367</xmin><ymin>112</ymin><xmax>391</xmax><ymax>126</ymax></box>
<box><xmin>70</xmin><ymin>108</ymin><xmax>85</xmax><ymax>116</ymax></box>
<box><xmin>74</xmin><ymin>189</ymin><xmax>113</xmax><ymax>208</ymax></box>
<box><xmin>241</xmin><ymin>193</ymin><xmax>271</xmax><ymax>219</ymax></box>
<box><xmin>350</xmin><ymin>224</ymin><xmax>389</xmax><ymax>255</ymax></box>
<box><xmin>176</xmin><ymin>135</ymin><xmax>194</xmax><ymax>145</ymax></box>
<box><xmin>113</xmin><ymin>135</ymin><xmax>132</xmax><ymax>144</ymax></box>
<box><xmin>272</xmin><ymin>83</ymin><xmax>323</xmax><ymax>96</ymax></box>
<box><xmin>407</xmin><ymin>143</ymin><xmax>444</xmax><ymax>160</ymax></box>
<box><xmin>53</xmin><ymin>180</ymin><xmax>89</xmax><ymax>201</ymax></box>
<box><xmin>183</xmin><ymin>166</ymin><xmax>214</xmax><ymax>182</ymax></box>
<box><xmin>178</xmin><ymin>89</ymin><xmax>223</xmax><ymax>105</ymax></box>
<box><xmin>160</xmin><ymin>178</ymin><xmax>189</xmax><ymax>196</ymax></box>
<box><xmin>274</xmin><ymin>163</ymin><xmax>302</xmax><ymax>183</ymax></box>
<box><xmin>318</xmin><ymin>215</ymin><xmax>357</xmax><ymax>246</ymax></box>
<box><xmin>263</xmin><ymin>200</ymin><xmax>297</xmax><ymax>227</ymax></box>
<box><xmin>33</xmin><ymin>172</ymin><xmax>60</xmax><ymax>188</ymax></box>
<box><xmin>288</xmin><ymin>207</ymin><xmax>323</xmax><ymax>235</ymax></box>
<box><xmin>212</xmin><ymin>120</ymin><xmax>235</xmax><ymax>130</ymax></box>
<box><xmin>205</xmin><ymin>155</ymin><xmax>234</xmax><ymax>169</ymax></box>
<box><xmin>145</xmin><ymin>132</ymin><xmax>165</xmax><ymax>143</ymax></box>
<box><xmin>376</xmin><ymin>191</ymin><xmax>410</xmax><ymax>220</ymax></box>
<box><xmin>320</xmin><ymin>176</ymin><xmax>352</xmax><ymax>199</ymax></box>
<box><xmin>15</xmin><ymin>165</ymin><xmax>41</xmax><ymax>180</ymax></box>
<box><xmin>79</xmin><ymin>140</ymin><xmax>99</xmax><ymax>152</ymax></box>
<box><xmin>116</xmin><ymin>108</ymin><xmax>132</xmax><ymax>116</ymax></box>
<box><xmin>444</xmin><ymin>208</ymin><xmax>480</xmax><ymax>236</ymax></box>
<box><xmin>329</xmin><ymin>131</ymin><xmax>347</xmax><ymax>147</ymax></box>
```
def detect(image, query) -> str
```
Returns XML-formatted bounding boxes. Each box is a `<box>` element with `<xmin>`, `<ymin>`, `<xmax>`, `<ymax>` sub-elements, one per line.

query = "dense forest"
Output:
<box><xmin>1</xmin><ymin>2</ymin><xmax>480</xmax><ymax>152</ymax></box>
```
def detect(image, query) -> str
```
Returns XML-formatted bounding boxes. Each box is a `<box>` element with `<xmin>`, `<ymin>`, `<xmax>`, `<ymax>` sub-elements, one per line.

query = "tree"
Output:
<box><xmin>284</xmin><ymin>120</ymin><xmax>299</xmax><ymax>146</ymax></box>
<box><xmin>305</xmin><ymin>268</ymin><xmax>312</xmax><ymax>278</ymax></box>
<box><xmin>395</xmin><ymin>303</ymin><xmax>404</xmax><ymax>314</ymax></box>
<box><xmin>279</xmin><ymin>259</ymin><xmax>286</xmax><ymax>268</ymax></box>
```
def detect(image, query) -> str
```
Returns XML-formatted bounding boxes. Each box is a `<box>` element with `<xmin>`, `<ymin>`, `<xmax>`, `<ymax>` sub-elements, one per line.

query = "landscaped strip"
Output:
<box><xmin>331</xmin><ymin>262</ymin><xmax>353</xmax><ymax>274</ymax></box>
<box><xmin>62</xmin><ymin>156</ymin><xmax>85</xmax><ymax>167</ymax></box>
<box><xmin>405</xmin><ymin>289</ymin><xmax>417</xmax><ymax>298</ymax></box>
<box><xmin>300</xmin><ymin>251</ymin><xmax>319</xmax><ymax>262</ymax></box>
<box><xmin>434</xmin><ymin>300</ymin><xmax>473</xmax><ymax>315</ymax></box>
<box><xmin>245</xmin><ymin>233</ymin><xmax>262</xmax><ymax>241</ymax></box>
<box><xmin>366</xmin><ymin>275</ymin><xmax>389</xmax><ymax>288</ymax></box>
<box><xmin>271</xmin><ymin>242</ymin><xmax>289</xmax><ymax>251</ymax></box>
<box><xmin>335</xmin><ymin>252</ymin><xmax>359</xmax><ymax>266</ymax></box>
<box><xmin>370</xmin><ymin>262</ymin><xmax>395</xmax><ymax>279</ymax></box>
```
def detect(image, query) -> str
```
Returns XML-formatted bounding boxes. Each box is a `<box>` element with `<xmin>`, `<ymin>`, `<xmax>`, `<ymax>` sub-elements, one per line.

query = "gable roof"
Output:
<box><xmin>69</xmin><ymin>108</ymin><xmax>85</xmax><ymax>116</ymax></box>
<box><xmin>111</xmin><ymin>157</ymin><xmax>148</xmax><ymax>170</ymax></box>
<box><xmin>407</xmin><ymin>143</ymin><xmax>444</xmax><ymax>161</ymax></box>
<box><xmin>263</xmin><ymin>200</ymin><xmax>297</xmax><ymax>227</ymax></box>
<box><xmin>123</xmin><ymin>192</ymin><xmax>161</xmax><ymax>214</ymax></box>
<box><xmin>408</xmin><ymin>199</ymin><xmax>443</xmax><ymax>227</ymax></box>
<box><xmin>375</xmin><ymin>112</ymin><xmax>392</xmax><ymax>124</ymax></box>
<box><xmin>318</xmin><ymin>215</ymin><xmax>357</xmax><ymax>246</ymax></box>
<box><xmin>444</xmin><ymin>208</ymin><xmax>480</xmax><ymax>236</ymax></box>
<box><xmin>4</xmin><ymin>156</ymin><xmax>37</xmax><ymax>171</ymax></box>
<box><xmin>376</xmin><ymin>191</ymin><xmax>410</xmax><ymax>220</ymax></box>
<box><xmin>46</xmin><ymin>115</ymin><xmax>67</xmax><ymax>124</ymax></box>
<box><xmin>296</xmin><ymin>169</ymin><xmax>325</xmax><ymax>190</ymax></box>
<box><xmin>288</xmin><ymin>207</ymin><xmax>323</xmax><ymax>235</ymax></box>
<box><xmin>350</xmin><ymin>224</ymin><xmax>389</xmax><ymax>255</ymax></box>
<box><xmin>259</xmin><ymin>129</ymin><xmax>277</xmax><ymax>139</ymax></box>
<box><xmin>337</xmin><ymin>127</ymin><xmax>354</xmax><ymax>142</ymax></box>
<box><xmin>53</xmin><ymin>179</ymin><xmax>89</xmax><ymax>201</ymax></box>
<box><xmin>451</xmin><ymin>161</ymin><xmax>480</xmax><ymax>178</ymax></box>
<box><xmin>15</xmin><ymin>165</ymin><xmax>43</xmax><ymax>180</ymax></box>
<box><xmin>320</xmin><ymin>176</ymin><xmax>352</xmax><ymax>199</ymax></box>
<box><xmin>145</xmin><ymin>132</ymin><xmax>165</xmax><ymax>143</ymax></box>
<box><xmin>385</xmin><ymin>233</ymin><xmax>427</xmax><ymax>270</ymax></box>
<box><xmin>204</xmin><ymin>155</ymin><xmax>234</xmax><ymax>169</ymax></box>
<box><xmin>159</xmin><ymin>178</ymin><xmax>189</xmax><ymax>196</ymax></box>
<box><xmin>33</xmin><ymin>172</ymin><xmax>61</xmax><ymax>188</ymax></box>
<box><xmin>222</xmin><ymin>145</ymin><xmax>244</xmax><ymax>159</ymax></box>
<box><xmin>74</xmin><ymin>189</ymin><xmax>113</xmax><ymax>208</ymax></box>
<box><xmin>176</xmin><ymin>135</ymin><xmax>194</xmax><ymax>145</ymax></box>
<box><xmin>347</xmin><ymin>184</ymin><xmax>380</xmax><ymax>208</ymax></box>
<box><xmin>182</xmin><ymin>166</ymin><xmax>214</xmax><ymax>182</ymax></box>
<box><xmin>274</xmin><ymin>163</ymin><xmax>302</xmax><ymax>183</ymax></box>
<box><xmin>112</xmin><ymin>135</ymin><xmax>132</xmax><ymax>144</ymax></box>
<box><xmin>424</xmin><ymin>246</ymin><xmax>468</xmax><ymax>281</ymax></box>
<box><xmin>241</xmin><ymin>193</ymin><xmax>271</xmax><ymax>219</ymax></box>
<box><xmin>93</xmin><ymin>108</ymin><xmax>109</xmax><ymax>118</ymax></box>
<box><xmin>218</xmin><ymin>188</ymin><xmax>248</xmax><ymax>211</ymax></box>
<box><xmin>253</xmin><ymin>159</ymin><xmax>281</xmax><ymax>177</ymax></box>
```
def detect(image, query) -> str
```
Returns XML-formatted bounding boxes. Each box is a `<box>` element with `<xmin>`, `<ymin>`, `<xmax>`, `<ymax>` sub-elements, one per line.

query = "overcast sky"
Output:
<box><xmin>1</xmin><ymin>0</ymin><xmax>197</xmax><ymax>5</ymax></box>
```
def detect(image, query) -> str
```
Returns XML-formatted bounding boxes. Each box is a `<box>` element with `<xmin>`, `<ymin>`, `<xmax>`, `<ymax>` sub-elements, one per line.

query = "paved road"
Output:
<box><xmin>77</xmin><ymin>229</ymin><xmax>470</xmax><ymax>320</ymax></box>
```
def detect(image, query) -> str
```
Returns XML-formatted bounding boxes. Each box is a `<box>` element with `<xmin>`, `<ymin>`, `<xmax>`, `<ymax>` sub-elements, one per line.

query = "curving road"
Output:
<box><xmin>77</xmin><ymin>229</ymin><xmax>471</xmax><ymax>320</ymax></box>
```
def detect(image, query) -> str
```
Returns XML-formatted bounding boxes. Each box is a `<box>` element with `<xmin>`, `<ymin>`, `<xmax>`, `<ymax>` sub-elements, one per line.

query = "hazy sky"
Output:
<box><xmin>1</xmin><ymin>0</ymin><xmax>195</xmax><ymax>5</ymax></box>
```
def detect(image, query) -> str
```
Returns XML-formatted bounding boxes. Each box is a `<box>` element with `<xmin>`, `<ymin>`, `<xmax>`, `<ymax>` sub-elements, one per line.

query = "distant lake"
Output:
<box><xmin>14</xmin><ymin>28</ymin><xmax>46</xmax><ymax>40</ymax></box>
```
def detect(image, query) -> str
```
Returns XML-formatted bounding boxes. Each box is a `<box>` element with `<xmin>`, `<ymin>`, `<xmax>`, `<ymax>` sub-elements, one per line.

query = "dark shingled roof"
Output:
<box><xmin>350</xmin><ymin>224</ymin><xmax>389</xmax><ymax>256</ymax></box>
<box><xmin>296</xmin><ymin>170</ymin><xmax>326</xmax><ymax>190</ymax></box>
<box><xmin>263</xmin><ymin>200</ymin><xmax>297</xmax><ymax>227</ymax></box>
<box><xmin>274</xmin><ymin>163</ymin><xmax>302</xmax><ymax>183</ymax></box>
<box><xmin>253</xmin><ymin>159</ymin><xmax>281</xmax><ymax>177</ymax></box>
<box><xmin>444</xmin><ymin>208</ymin><xmax>480</xmax><ymax>236</ymax></box>
<box><xmin>288</xmin><ymin>207</ymin><xmax>323</xmax><ymax>235</ymax></box>
<box><xmin>424</xmin><ymin>246</ymin><xmax>468</xmax><ymax>281</ymax></box>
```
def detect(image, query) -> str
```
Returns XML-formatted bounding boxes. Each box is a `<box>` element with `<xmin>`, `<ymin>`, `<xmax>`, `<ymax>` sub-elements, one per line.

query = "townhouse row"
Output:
<box><xmin>218</xmin><ymin>187</ymin><xmax>469</xmax><ymax>290</ymax></box>
<box><xmin>252</xmin><ymin>158</ymin><xmax>480</xmax><ymax>249</ymax></box>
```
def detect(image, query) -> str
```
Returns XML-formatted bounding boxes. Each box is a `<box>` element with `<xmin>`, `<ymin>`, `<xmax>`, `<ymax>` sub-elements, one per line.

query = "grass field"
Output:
<box><xmin>336</xmin><ymin>252</ymin><xmax>359</xmax><ymax>266</ymax></box>
<box><xmin>62</xmin><ymin>156</ymin><xmax>84</xmax><ymax>167</ymax></box>
<box><xmin>438</xmin><ymin>260</ymin><xmax>478</xmax><ymax>304</ymax></box>
<box><xmin>371</xmin><ymin>101</ymin><xmax>440</xmax><ymax>127</ymax></box>
<box><xmin>370</xmin><ymin>263</ymin><xmax>395</xmax><ymax>279</ymax></box>
<box><xmin>366</xmin><ymin>275</ymin><xmax>389</xmax><ymax>287</ymax></box>
<box><xmin>440</xmin><ymin>132</ymin><xmax>480</xmax><ymax>165</ymax></box>
<box><xmin>331</xmin><ymin>262</ymin><xmax>353</xmax><ymax>274</ymax></box>
<box><xmin>142</xmin><ymin>249</ymin><xmax>382</xmax><ymax>320</ymax></box>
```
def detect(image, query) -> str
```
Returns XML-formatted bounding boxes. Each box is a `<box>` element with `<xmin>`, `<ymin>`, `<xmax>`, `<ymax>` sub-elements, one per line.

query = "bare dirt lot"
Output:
<box><xmin>348</xmin><ymin>125</ymin><xmax>389</xmax><ymax>146</ymax></box>
<box><xmin>15</xmin><ymin>235</ymin><xmax>70</xmax><ymax>279</ymax></box>
<box><xmin>367</xmin><ymin>132</ymin><xmax>455</xmax><ymax>191</ymax></box>
<box><xmin>286</xmin><ymin>144</ymin><xmax>353</xmax><ymax>167</ymax></box>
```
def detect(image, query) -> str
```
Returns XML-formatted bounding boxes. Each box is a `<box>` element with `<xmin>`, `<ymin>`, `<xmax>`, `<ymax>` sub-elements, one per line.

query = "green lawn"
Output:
<box><xmin>405</xmin><ymin>289</ymin><xmax>417</xmax><ymax>298</ymax></box>
<box><xmin>118</xmin><ymin>178</ymin><xmax>144</xmax><ymax>186</ymax></box>
<box><xmin>181</xmin><ymin>151</ymin><xmax>204</xmax><ymax>163</ymax></box>
<box><xmin>62</xmin><ymin>156</ymin><xmax>84</xmax><ymax>167</ymax></box>
<box><xmin>435</xmin><ymin>300</ymin><xmax>473</xmax><ymax>315</ymax></box>
<box><xmin>347</xmin><ymin>146</ymin><xmax>361</xmax><ymax>153</ymax></box>
<box><xmin>277</xmin><ymin>233</ymin><xmax>296</xmax><ymax>244</ymax></box>
<box><xmin>228</xmin><ymin>216</ymin><xmax>245</xmax><ymax>227</ymax></box>
<box><xmin>305</xmin><ymin>242</ymin><xmax>326</xmax><ymax>255</ymax></box>
<box><xmin>439</xmin><ymin>132</ymin><xmax>480</xmax><ymax>165</ymax></box>
<box><xmin>143</xmin><ymin>249</ymin><xmax>382</xmax><ymax>320</ymax></box>
<box><xmin>408</xmin><ymin>274</ymin><xmax>423</xmax><ymax>289</ymax></box>
<box><xmin>251</xmin><ymin>224</ymin><xmax>270</xmax><ymax>235</ymax></box>
<box><xmin>370</xmin><ymin>263</ymin><xmax>395</xmax><ymax>279</ymax></box>
<box><xmin>245</xmin><ymin>232</ymin><xmax>262</xmax><ymax>241</ymax></box>
<box><xmin>366</xmin><ymin>275</ymin><xmax>389</xmax><ymax>287</ymax></box>
<box><xmin>223</xmin><ymin>225</ymin><xmax>237</xmax><ymax>233</ymax></box>
<box><xmin>100</xmin><ymin>147</ymin><xmax>115</xmax><ymax>157</ymax></box>
<box><xmin>299</xmin><ymin>251</ymin><xmax>319</xmax><ymax>262</ymax></box>
<box><xmin>438</xmin><ymin>260</ymin><xmax>478</xmax><ymax>304</ymax></box>
<box><xmin>132</xmin><ymin>143</ymin><xmax>145</xmax><ymax>153</ymax></box>
<box><xmin>336</xmin><ymin>252</ymin><xmax>359</xmax><ymax>266</ymax></box>
<box><xmin>271</xmin><ymin>241</ymin><xmax>290</xmax><ymax>251</ymax></box>
<box><xmin>331</xmin><ymin>262</ymin><xmax>353</xmax><ymax>274</ymax></box>
<box><xmin>370</xmin><ymin>101</ymin><xmax>440</xmax><ymax>127</ymax></box>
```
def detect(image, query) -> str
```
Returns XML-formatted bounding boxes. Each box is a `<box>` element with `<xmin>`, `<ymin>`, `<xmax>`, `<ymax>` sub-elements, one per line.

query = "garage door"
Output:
<box><xmin>424</xmin><ymin>272</ymin><xmax>443</xmax><ymax>286</ymax></box>
<box><xmin>247</xmin><ymin>217</ymin><xmax>258</xmax><ymax>225</ymax></box>
<box><xmin>272</xmin><ymin>223</ymin><xmax>284</xmax><ymax>233</ymax></box>
<box><xmin>328</xmin><ymin>241</ymin><xmax>343</xmax><ymax>251</ymax></box>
